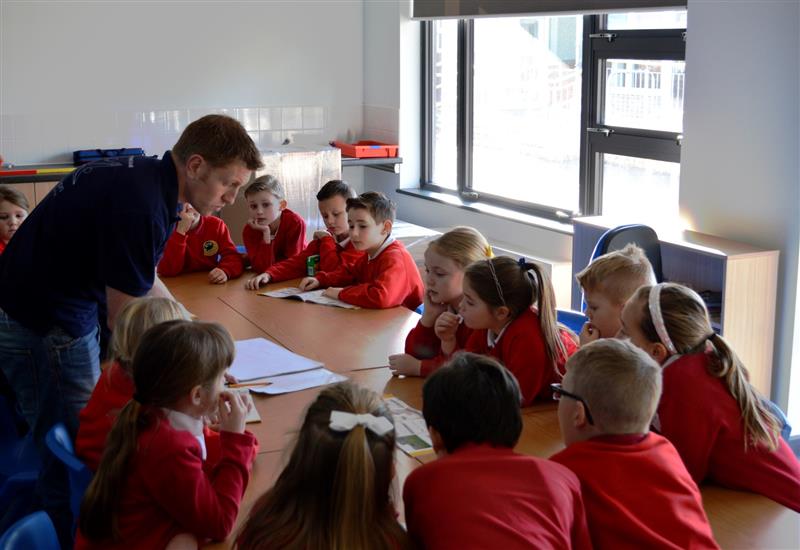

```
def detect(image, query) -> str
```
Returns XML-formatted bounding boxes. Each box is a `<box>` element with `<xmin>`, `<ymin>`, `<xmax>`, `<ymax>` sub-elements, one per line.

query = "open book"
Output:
<box><xmin>258</xmin><ymin>287</ymin><xmax>359</xmax><ymax>309</ymax></box>
<box><xmin>385</xmin><ymin>396</ymin><xmax>435</xmax><ymax>458</ymax></box>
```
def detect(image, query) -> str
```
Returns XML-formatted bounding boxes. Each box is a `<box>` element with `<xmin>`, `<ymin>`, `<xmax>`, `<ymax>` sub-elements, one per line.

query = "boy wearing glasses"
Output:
<box><xmin>403</xmin><ymin>352</ymin><xmax>591</xmax><ymax>550</ymax></box>
<box><xmin>550</xmin><ymin>339</ymin><xmax>719</xmax><ymax>549</ymax></box>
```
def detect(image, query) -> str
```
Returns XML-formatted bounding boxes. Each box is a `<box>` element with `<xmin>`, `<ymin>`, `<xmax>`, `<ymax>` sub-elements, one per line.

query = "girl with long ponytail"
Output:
<box><xmin>456</xmin><ymin>256</ymin><xmax>578</xmax><ymax>405</ymax></box>
<box><xmin>619</xmin><ymin>283</ymin><xmax>800</xmax><ymax>511</ymax></box>
<box><xmin>236</xmin><ymin>382</ymin><xmax>410</xmax><ymax>550</ymax></box>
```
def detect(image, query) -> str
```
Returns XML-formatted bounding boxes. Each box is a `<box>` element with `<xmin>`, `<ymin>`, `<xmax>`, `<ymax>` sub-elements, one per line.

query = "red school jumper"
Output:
<box><xmin>242</xmin><ymin>208</ymin><xmax>306</xmax><ymax>273</ymax></box>
<box><xmin>657</xmin><ymin>352</ymin><xmax>800</xmax><ymax>511</ymax></box>
<box><xmin>75</xmin><ymin>411</ymin><xmax>256</xmax><ymax>549</ymax></box>
<box><xmin>463</xmin><ymin>308</ymin><xmax>578</xmax><ymax>406</ymax></box>
<box><xmin>265</xmin><ymin>235</ymin><xmax>363</xmax><ymax>282</ymax></box>
<box><xmin>403</xmin><ymin>444</ymin><xmax>591</xmax><ymax>550</ymax></box>
<box><xmin>75</xmin><ymin>362</ymin><xmax>226</xmax><ymax>473</ymax></box>
<box><xmin>314</xmin><ymin>239</ymin><xmax>424</xmax><ymax>310</ymax></box>
<box><xmin>550</xmin><ymin>433</ymin><xmax>719</xmax><ymax>550</ymax></box>
<box><xmin>157</xmin><ymin>215</ymin><xmax>243</xmax><ymax>279</ymax></box>
<box><xmin>0</xmin><ymin>241</ymin><xmax>5</xmax><ymax>255</ymax></box>
<box><xmin>404</xmin><ymin>318</ymin><xmax>474</xmax><ymax>376</ymax></box>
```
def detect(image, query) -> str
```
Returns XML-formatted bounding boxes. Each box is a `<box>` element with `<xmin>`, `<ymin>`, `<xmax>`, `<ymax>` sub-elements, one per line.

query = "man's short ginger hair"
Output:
<box><xmin>565</xmin><ymin>339</ymin><xmax>662</xmax><ymax>434</ymax></box>
<box><xmin>576</xmin><ymin>244</ymin><xmax>656</xmax><ymax>304</ymax></box>
<box><xmin>172</xmin><ymin>114</ymin><xmax>262</xmax><ymax>170</ymax></box>
<box><xmin>346</xmin><ymin>191</ymin><xmax>396</xmax><ymax>224</ymax></box>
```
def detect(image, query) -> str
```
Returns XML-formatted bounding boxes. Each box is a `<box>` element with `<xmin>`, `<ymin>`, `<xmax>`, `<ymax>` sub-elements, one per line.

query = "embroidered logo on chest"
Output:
<box><xmin>203</xmin><ymin>240</ymin><xmax>219</xmax><ymax>256</ymax></box>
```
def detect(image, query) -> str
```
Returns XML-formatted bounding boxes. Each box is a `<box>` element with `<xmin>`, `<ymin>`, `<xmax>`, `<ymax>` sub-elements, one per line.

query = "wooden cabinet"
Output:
<box><xmin>4</xmin><ymin>181</ymin><xmax>58</xmax><ymax>209</ymax></box>
<box><xmin>572</xmin><ymin>216</ymin><xmax>779</xmax><ymax>396</ymax></box>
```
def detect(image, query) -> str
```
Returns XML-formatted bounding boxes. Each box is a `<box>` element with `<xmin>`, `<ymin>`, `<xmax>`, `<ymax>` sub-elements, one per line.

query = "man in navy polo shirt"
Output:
<box><xmin>0</xmin><ymin>114</ymin><xmax>262</xmax><ymax>537</ymax></box>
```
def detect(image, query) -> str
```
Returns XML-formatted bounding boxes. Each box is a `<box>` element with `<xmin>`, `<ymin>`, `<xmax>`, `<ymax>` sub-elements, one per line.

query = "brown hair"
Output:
<box><xmin>237</xmin><ymin>382</ymin><xmax>409</xmax><ymax>550</ymax></box>
<box><xmin>316</xmin><ymin>179</ymin><xmax>356</xmax><ymax>201</ymax></box>
<box><xmin>427</xmin><ymin>226</ymin><xmax>491</xmax><ymax>269</ymax></box>
<box><xmin>107</xmin><ymin>297</ymin><xmax>191</xmax><ymax>372</ymax></box>
<box><xmin>465</xmin><ymin>256</ymin><xmax>567</xmax><ymax>375</ymax></box>
<box><xmin>0</xmin><ymin>185</ymin><xmax>30</xmax><ymax>212</ymax></box>
<box><xmin>566</xmin><ymin>339</ymin><xmax>662</xmax><ymax>434</ymax></box>
<box><xmin>633</xmin><ymin>283</ymin><xmax>781</xmax><ymax>451</ymax></box>
<box><xmin>244</xmin><ymin>174</ymin><xmax>285</xmax><ymax>199</ymax></box>
<box><xmin>576</xmin><ymin>244</ymin><xmax>655</xmax><ymax>304</ymax></box>
<box><xmin>79</xmin><ymin>320</ymin><xmax>235</xmax><ymax>542</ymax></box>
<box><xmin>346</xmin><ymin>191</ymin><xmax>396</xmax><ymax>224</ymax></box>
<box><xmin>172</xmin><ymin>114</ymin><xmax>263</xmax><ymax>170</ymax></box>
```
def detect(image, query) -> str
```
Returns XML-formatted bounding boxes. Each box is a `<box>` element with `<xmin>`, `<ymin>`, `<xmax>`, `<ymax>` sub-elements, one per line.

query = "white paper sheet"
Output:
<box><xmin>249</xmin><ymin>368</ymin><xmax>346</xmax><ymax>395</ymax></box>
<box><xmin>259</xmin><ymin>287</ymin><xmax>358</xmax><ymax>309</ymax></box>
<box><xmin>229</xmin><ymin>338</ymin><xmax>324</xmax><ymax>381</ymax></box>
<box><xmin>385</xmin><ymin>397</ymin><xmax>434</xmax><ymax>457</ymax></box>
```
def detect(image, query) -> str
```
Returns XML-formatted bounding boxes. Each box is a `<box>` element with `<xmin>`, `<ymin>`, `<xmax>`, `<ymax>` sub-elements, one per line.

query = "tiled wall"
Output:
<box><xmin>362</xmin><ymin>104</ymin><xmax>399</xmax><ymax>146</ymax></box>
<box><xmin>0</xmin><ymin>105</ymin><xmax>328</xmax><ymax>166</ymax></box>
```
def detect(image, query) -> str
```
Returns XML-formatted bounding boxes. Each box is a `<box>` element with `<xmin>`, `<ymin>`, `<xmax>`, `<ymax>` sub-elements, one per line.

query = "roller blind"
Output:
<box><xmin>412</xmin><ymin>1</ymin><xmax>687</xmax><ymax>20</ymax></box>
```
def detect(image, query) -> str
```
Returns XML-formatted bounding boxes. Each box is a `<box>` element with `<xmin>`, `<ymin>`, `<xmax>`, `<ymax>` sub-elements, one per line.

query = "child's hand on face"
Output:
<box><xmin>247</xmin><ymin>219</ymin><xmax>272</xmax><ymax>243</ymax></box>
<box><xmin>313</xmin><ymin>229</ymin><xmax>332</xmax><ymax>241</ymax></box>
<box><xmin>208</xmin><ymin>267</ymin><xmax>228</xmax><ymax>284</ymax></box>
<box><xmin>420</xmin><ymin>290</ymin><xmax>448</xmax><ymax>327</ymax></box>
<box><xmin>322</xmin><ymin>287</ymin><xmax>342</xmax><ymax>300</ymax></box>
<box><xmin>579</xmin><ymin>322</ymin><xmax>601</xmax><ymax>346</ymax></box>
<box><xmin>245</xmin><ymin>273</ymin><xmax>270</xmax><ymax>290</ymax></box>
<box><xmin>176</xmin><ymin>203</ymin><xmax>198</xmax><ymax>235</ymax></box>
<box><xmin>298</xmin><ymin>277</ymin><xmax>320</xmax><ymax>291</ymax></box>
<box><xmin>388</xmin><ymin>353</ymin><xmax>422</xmax><ymax>377</ymax></box>
<box><xmin>218</xmin><ymin>390</ymin><xmax>247</xmax><ymax>434</ymax></box>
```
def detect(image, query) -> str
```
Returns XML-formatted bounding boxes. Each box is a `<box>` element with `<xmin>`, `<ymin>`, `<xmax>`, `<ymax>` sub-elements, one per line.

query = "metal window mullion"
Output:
<box><xmin>421</xmin><ymin>21</ymin><xmax>434</xmax><ymax>186</ymax></box>
<box><xmin>456</xmin><ymin>19</ymin><xmax>475</xmax><ymax>197</ymax></box>
<box><xmin>579</xmin><ymin>15</ymin><xmax>602</xmax><ymax>217</ymax></box>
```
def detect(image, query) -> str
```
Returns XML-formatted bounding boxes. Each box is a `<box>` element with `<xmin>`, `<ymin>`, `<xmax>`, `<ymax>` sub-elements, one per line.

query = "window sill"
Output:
<box><xmin>396</xmin><ymin>188</ymin><xmax>574</xmax><ymax>236</ymax></box>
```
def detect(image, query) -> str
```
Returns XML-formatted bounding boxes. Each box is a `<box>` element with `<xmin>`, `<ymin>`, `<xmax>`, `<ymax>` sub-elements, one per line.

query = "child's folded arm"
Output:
<box><xmin>337</xmin><ymin>263</ymin><xmax>407</xmax><ymax>308</ymax></box>
<box><xmin>267</xmin><ymin>240</ymin><xmax>320</xmax><ymax>282</ymax></box>
<box><xmin>243</xmin><ymin>224</ymin><xmax>275</xmax><ymax>273</ymax></box>
<box><xmin>156</xmin><ymin>231</ymin><xmax>188</xmax><ymax>277</ymax></box>
<box><xmin>215</xmin><ymin>225</ymin><xmax>244</xmax><ymax>279</ymax></box>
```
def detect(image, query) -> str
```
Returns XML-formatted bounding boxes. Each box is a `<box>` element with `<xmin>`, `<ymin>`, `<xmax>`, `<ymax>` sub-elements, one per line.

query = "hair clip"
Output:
<box><xmin>484</xmin><ymin>244</ymin><xmax>494</xmax><ymax>258</ymax></box>
<box><xmin>517</xmin><ymin>257</ymin><xmax>528</xmax><ymax>269</ymax></box>
<box><xmin>648</xmin><ymin>284</ymin><xmax>677</xmax><ymax>355</ymax></box>
<box><xmin>329</xmin><ymin>410</ymin><xmax>393</xmax><ymax>436</ymax></box>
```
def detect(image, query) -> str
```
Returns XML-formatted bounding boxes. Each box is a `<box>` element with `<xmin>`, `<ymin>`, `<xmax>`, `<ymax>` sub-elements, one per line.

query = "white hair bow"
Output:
<box><xmin>329</xmin><ymin>411</ymin><xmax>394</xmax><ymax>436</ymax></box>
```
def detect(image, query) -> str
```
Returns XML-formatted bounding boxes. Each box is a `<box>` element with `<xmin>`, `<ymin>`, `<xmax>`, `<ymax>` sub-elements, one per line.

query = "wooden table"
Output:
<box><xmin>162</xmin><ymin>273</ymin><xmax>799</xmax><ymax>550</ymax></box>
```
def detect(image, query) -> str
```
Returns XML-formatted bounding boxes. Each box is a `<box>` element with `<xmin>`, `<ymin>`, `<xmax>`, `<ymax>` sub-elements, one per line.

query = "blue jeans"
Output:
<box><xmin>0</xmin><ymin>308</ymin><xmax>99</xmax><ymax>543</ymax></box>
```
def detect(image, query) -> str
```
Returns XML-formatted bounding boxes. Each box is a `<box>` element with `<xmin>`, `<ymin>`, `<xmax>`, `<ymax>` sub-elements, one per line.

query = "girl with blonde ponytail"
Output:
<box><xmin>237</xmin><ymin>382</ymin><xmax>410</xmax><ymax>550</ymax></box>
<box><xmin>619</xmin><ymin>283</ymin><xmax>800</xmax><ymax>511</ymax></box>
<box><xmin>457</xmin><ymin>256</ymin><xmax>578</xmax><ymax>406</ymax></box>
<box><xmin>390</xmin><ymin>226</ymin><xmax>492</xmax><ymax>377</ymax></box>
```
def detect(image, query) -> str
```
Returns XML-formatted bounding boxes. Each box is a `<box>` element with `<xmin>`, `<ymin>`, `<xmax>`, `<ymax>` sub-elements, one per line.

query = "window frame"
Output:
<box><xmin>421</xmin><ymin>13</ymin><xmax>686</xmax><ymax>221</ymax></box>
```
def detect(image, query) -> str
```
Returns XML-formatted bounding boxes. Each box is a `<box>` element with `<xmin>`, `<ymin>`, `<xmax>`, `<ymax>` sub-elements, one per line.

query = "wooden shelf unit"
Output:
<box><xmin>571</xmin><ymin>216</ymin><xmax>779</xmax><ymax>396</ymax></box>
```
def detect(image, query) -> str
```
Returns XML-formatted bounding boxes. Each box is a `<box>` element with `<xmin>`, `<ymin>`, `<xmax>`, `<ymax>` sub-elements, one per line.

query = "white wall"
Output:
<box><xmin>364</xmin><ymin>0</ymin><xmax>800</xmax><ymax>419</ymax></box>
<box><xmin>1</xmin><ymin>0</ymin><xmax>364</xmax><ymax>174</ymax></box>
<box><xmin>681</xmin><ymin>0</ymin><xmax>800</xmax><ymax>423</ymax></box>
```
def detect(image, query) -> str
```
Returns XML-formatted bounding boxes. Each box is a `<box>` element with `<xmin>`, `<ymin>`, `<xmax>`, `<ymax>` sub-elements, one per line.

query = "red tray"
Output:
<box><xmin>333</xmin><ymin>140</ymin><xmax>398</xmax><ymax>158</ymax></box>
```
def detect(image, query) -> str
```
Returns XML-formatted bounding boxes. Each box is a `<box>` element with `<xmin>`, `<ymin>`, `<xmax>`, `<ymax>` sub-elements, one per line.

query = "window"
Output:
<box><xmin>422</xmin><ymin>11</ymin><xmax>686</xmax><ymax>222</ymax></box>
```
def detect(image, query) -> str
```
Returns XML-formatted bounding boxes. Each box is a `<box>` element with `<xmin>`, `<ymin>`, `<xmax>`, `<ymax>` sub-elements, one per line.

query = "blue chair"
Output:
<box><xmin>590</xmin><ymin>224</ymin><xmax>663</xmax><ymax>282</ymax></box>
<box><xmin>414</xmin><ymin>303</ymin><xmax>425</xmax><ymax>316</ymax></box>
<box><xmin>45</xmin><ymin>424</ymin><xmax>93</xmax><ymax>521</ymax></box>
<box><xmin>557</xmin><ymin>309</ymin><xmax>588</xmax><ymax>335</ymax></box>
<box><xmin>0</xmin><ymin>511</ymin><xmax>60</xmax><ymax>549</ymax></box>
<box><xmin>0</xmin><ymin>396</ymin><xmax>39</xmax><ymax>489</ymax></box>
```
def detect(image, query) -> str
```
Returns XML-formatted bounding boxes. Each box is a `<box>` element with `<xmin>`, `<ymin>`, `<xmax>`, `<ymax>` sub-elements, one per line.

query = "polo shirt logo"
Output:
<box><xmin>203</xmin><ymin>240</ymin><xmax>219</xmax><ymax>256</ymax></box>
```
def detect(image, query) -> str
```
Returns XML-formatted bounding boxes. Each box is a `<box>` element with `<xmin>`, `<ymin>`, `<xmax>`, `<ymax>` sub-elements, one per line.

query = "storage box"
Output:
<box><xmin>332</xmin><ymin>140</ymin><xmax>398</xmax><ymax>158</ymax></box>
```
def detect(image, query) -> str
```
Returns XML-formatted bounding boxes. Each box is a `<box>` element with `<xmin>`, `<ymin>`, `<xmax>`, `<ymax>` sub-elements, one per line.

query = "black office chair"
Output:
<box><xmin>590</xmin><ymin>224</ymin><xmax>664</xmax><ymax>283</ymax></box>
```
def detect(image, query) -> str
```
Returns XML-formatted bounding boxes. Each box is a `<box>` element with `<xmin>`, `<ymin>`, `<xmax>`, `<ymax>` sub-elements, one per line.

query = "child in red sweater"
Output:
<box><xmin>0</xmin><ymin>185</ymin><xmax>29</xmax><ymax>255</ymax></box>
<box><xmin>242</xmin><ymin>174</ymin><xmax>306</xmax><ymax>273</ymax></box>
<box><xmin>237</xmin><ymin>382</ymin><xmax>410</xmax><ymax>549</ymax></box>
<box><xmin>245</xmin><ymin>179</ymin><xmax>362</xmax><ymax>289</ymax></box>
<box><xmin>298</xmin><ymin>191</ymin><xmax>423</xmax><ymax>310</ymax></box>
<box><xmin>76</xmin><ymin>297</ymin><xmax>191</xmax><ymax>471</ymax></box>
<box><xmin>550</xmin><ymin>338</ymin><xmax>719</xmax><ymax>549</ymax></box>
<box><xmin>77</xmin><ymin>320</ymin><xmax>257</xmax><ymax>549</ymax></box>
<box><xmin>621</xmin><ymin>282</ymin><xmax>800</xmax><ymax>511</ymax></box>
<box><xmin>158</xmin><ymin>203</ymin><xmax>243</xmax><ymax>283</ymax></box>
<box><xmin>456</xmin><ymin>256</ymin><xmax>577</xmax><ymax>405</ymax></box>
<box><xmin>404</xmin><ymin>352</ymin><xmax>591</xmax><ymax>550</ymax></box>
<box><xmin>389</xmin><ymin>226</ymin><xmax>491</xmax><ymax>377</ymax></box>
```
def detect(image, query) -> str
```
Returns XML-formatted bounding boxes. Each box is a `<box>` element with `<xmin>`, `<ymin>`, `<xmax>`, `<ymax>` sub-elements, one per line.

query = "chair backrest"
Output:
<box><xmin>590</xmin><ymin>224</ymin><xmax>664</xmax><ymax>283</ymax></box>
<box><xmin>557</xmin><ymin>309</ymin><xmax>588</xmax><ymax>335</ymax></box>
<box><xmin>0</xmin><ymin>511</ymin><xmax>60</xmax><ymax>550</ymax></box>
<box><xmin>45</xmin><ymin>424</ymin><xmax>93</xmax><ymax>521</ymax></box>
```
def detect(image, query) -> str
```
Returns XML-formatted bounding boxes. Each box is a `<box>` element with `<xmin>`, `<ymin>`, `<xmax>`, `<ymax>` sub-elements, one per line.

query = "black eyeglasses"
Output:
<box><xmin>550</xmin><ymin>383</ymin><xmax>594</xmax><ymax>425</ymax></box>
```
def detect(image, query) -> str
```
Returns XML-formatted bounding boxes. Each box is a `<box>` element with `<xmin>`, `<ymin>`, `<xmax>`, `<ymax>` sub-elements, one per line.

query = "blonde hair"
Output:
<box><xmin>576</xmin><ymin>244</ymin><xmax>656</xmax><ymax>304</ymax></box>
<box><xmin>237</xmin><ymin>382</ymin><xmax>409</xmax><ymax>550</ymax></box>
<box><xmin>633</xmin><ymin>283</ymin><xmax>781</xmax><ymax>451</ymax></box>
<box><xmin>428</xmin><ymin>226</ymin><xmax>491</xmax><ymax>269</ymax></box>
<box><xmin>566</xmin><ymin>339</ymin><xmax>662</xmax><ymax>434</ymax></box>
<box><xmin>245</xmin><ymin>174</ymin><xmax>285</xmax><ymax>200</ymax></box>
<box><xmin>108</xmin><ymin>297</ymin><xmax>191</xmax><ymax>371</ymax></box>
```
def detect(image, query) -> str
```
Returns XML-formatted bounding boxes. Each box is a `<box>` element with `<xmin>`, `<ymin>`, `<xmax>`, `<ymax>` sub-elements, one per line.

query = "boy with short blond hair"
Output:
<box><xmin>242</xmin><ymin>174</ymin><xmax>306</xmax><ymax>273</ymax></box>
<box><xmin>299</xmin><ymin>191</ymin><xmax>423</xmax><ymax>310</ymax></box>
<box><xmin>550</xmin><ymin>339</ymin><xmax>719</xmax><ymax>550</ymax></box>
<box><xmin>576</xmin><ymin>243</ymin><xmax>655</xmax><ymax>345</ymax></box>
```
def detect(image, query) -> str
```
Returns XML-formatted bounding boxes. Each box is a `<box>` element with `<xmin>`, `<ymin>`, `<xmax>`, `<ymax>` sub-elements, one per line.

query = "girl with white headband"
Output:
<box><xmin>237</xmin><ymin>382</ymin><xmax>410</xmax><ymax>549</ymax></box>
<box><xmin>618</xmin><ymin>282</ymin><xmax>800</xmax><ymax>512</ymax></box>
